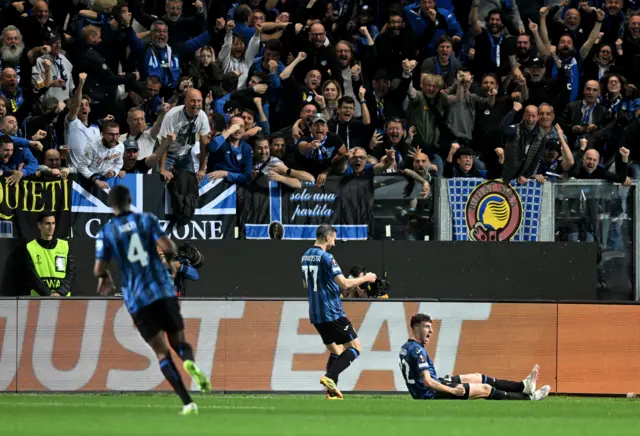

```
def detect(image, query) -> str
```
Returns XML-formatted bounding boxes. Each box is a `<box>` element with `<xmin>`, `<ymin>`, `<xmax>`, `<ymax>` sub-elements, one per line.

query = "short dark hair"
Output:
<box><xmin>316</xmin><ymin>224</ymin><xmax>336</xmax><ymax>241</ymax></box>
<box><xmin>481</xmin><ymin>72</ymin><xmax>498</xmax><ymax>83</ymax></box>
<box><xmin>385</xmin><ymin>117</ymin><xmax>405</xmax><ymax>129</ymax></box>
<box><xmin>0</xmin><ymin>134</ymin><xmax>13</xmax><ymax>146</ymax></box>
<box><xmin>264</xmin><ymin>40</ymin><xmax>283</xmax><ymax>56</ymax></box>
<box><xmin>252</xmin><ymin>132</ymin><xmax>268</xmax><ymax>146</ymax></box>
<box><xmin>210</xmin><ymin>112</ymin><xmax>226</xmax><ymax>133</ymax></box>
<box><xmin>388</xmin><ymin>9</ymin><xmax>403</xmax><ymax>20</ymax></box>
<box><xmin>269</xmin><ymin>132</ymin><xmax>286</xmax><ymax>142</ymax></box>
<box><xmin>37</xmin><ymin>211</ymin><xmax>55</xmax><ymax>224</ymax></box>
<box><xmin>349</xmin><ymin>264</ymin><xmax>365</xmax><ymax>278</ymax></box>
<box><xmin>147</xmin><ymin>75</ymin><xmax>162</xmax><ymax>86</ymax></box>
<box><xmin>108</xmin><ymin>185</ymin><xmax>132</xmax><ymax>210</ymax></box>
<box><xmin>410</xmin><ymin>313</ymin><xmax>432</xmax><ymax>328</ymax></box>
<box><xmin>251</xmin><ymin>71</ymin><xmax>268</xmax><ymax>84</ymax></box>
<box><xmin>436</xmin><ymin>35</ymin><xmax>453</xmax><ymax>47</ymax></box>
<box><xmin>457</xmin><ymin>147</ymin><xmax>475</xmax><ymax>158</ymax></box>
<box><xmin>242</xmin><ymin>108</ymin><xmax>256</xmax><ymax>120</ymax></box>
<box><xmin>222</xmin><ymin>72</ymin><xmax>239</xmax><ymax>93</ymax></box>
<box><xmin>338</xmin><ymin>95</ymin><xmax>356</xmax><ymax>107</ymax></box>
<box><xmin>102</xmin><ymin>120</ymin><xmax>119</xmax><ymax>132</ymax></box>
<box><xmin>0</xmin><ymin>115</ymin><xmax>15</xmax><ymax>125</ymax></box>
<box><xmin>485</xmin><ymin>8</ymin><xmax>504</xmax><ymax>22</ymax></box>
<box><xmin>234</xmin><ymin>4</ymin><xmax>252</xmax><ymax>23</ymax></box>
<box><xmin>301</xmin><ymin>101</ymin><xmax>319</xmax><ymax>112</ymax></box>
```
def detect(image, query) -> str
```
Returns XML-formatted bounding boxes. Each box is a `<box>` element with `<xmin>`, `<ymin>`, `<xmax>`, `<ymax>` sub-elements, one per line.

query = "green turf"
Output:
<box><xmin>0</xmin><ymin>394</ymin><xmax>637</xmax><ymax>435</ymax></box>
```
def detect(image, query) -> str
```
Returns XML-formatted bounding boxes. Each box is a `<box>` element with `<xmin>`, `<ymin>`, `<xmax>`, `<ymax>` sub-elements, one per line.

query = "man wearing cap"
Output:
<box><xmin>296</xmin><ymin>113</ymin><xmax>346</xmax><ymax>186</ymax></box>
<box><xmin>523</xmin><ymin>56</ymin><xmax>570</xmax><ymax>108</ymax></box>
<box><xmin>120</xmin><ymin>126</ymin><xmax>175</xmax><ymax>175</ymax></box>
<box><xmin>534</xmin><ymin>125</ymin><xmax>574</xmax><ymax>183</ymax></box>
<box><xmin>31</xmin><ymin>31</ymin><xmax>73</xmax><ymax>103</ymax></box>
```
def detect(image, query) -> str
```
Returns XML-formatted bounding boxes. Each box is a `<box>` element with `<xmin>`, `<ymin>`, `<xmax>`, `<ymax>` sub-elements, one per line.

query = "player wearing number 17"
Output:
<box><xmin>301</xmin><ymin>224</ymin><xmax>377</xmax><ymax>399</ymax></box>
<box><xmin>93</xmin><ymin>185</ymin><xmax>210</xmax><ymax>415</ymax></box>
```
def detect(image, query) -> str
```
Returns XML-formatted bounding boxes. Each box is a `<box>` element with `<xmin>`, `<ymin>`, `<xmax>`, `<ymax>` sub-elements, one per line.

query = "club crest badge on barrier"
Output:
<box><xmin>465</xmin><ymin>180</ymin><xmax>523</xmax><ymax>241</ymax></box>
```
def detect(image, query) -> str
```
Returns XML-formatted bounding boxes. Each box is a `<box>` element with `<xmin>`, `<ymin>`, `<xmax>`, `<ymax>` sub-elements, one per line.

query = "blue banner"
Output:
<box><xmin>239</xmin><ymin>177</ymin><xmax>372</xmax><ymax>241</ymax></box>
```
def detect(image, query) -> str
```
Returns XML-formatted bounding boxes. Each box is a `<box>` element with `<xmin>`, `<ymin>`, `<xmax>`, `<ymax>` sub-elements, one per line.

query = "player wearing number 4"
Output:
<box><xmin>301</xmin><ymin>224</ymin><xmax>377</xmax><ymax>399</ymax></box>
<box><xmin>93</xmin><ymin>185</ymin><xmax>210</xmax><ymax>415</ymax></box>
<box><xmin>400</xmin><ymin>313</ymin><xmax>550</xmax><ymax>401</ymax></box>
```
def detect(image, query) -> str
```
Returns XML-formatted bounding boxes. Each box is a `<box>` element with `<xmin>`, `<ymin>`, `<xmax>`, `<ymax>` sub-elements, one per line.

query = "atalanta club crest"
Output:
<box><xmin>465</xmin><ymin>180</ymin><xmax>522</xmax><ymax>241</ymax></box>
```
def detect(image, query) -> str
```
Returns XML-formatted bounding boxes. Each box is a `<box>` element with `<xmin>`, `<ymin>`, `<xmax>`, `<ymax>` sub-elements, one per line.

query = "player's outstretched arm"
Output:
<box><xmin>334</xmin><ymin>273</ymin><xmax>377</xmax><ymax>290</ymax></box>
<box><xmin>93</xmin><ymin>260</ymin><xmax>115</xmax><ymax>296</ymax></box>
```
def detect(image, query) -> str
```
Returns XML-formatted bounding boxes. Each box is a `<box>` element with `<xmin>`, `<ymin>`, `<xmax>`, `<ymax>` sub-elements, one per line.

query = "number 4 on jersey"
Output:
<box><xmin>127</xmin><ymin>233</ymin><xmax>149</xmax><ymax>267</ymax></box>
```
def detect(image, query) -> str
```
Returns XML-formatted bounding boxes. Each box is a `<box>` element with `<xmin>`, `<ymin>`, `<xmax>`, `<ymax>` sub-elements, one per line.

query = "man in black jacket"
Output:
<box><xmin>73</xmin><ymin>25</ymin><xmax>139</xmax><ymax>119</ymax></box>
<box><xmin>571</xmin><ymin>142</ymin><xmax>629</xmax><ymax>183</ymax></box>
<box><xmin>370</xmin><ymin>12</ymin><xmax>420</xmax><ymax>79</ymax></box>
<box><xmin>365</xmin><ymin>62</ymin><xmax>414</xmax><ymax>134</ymax></box>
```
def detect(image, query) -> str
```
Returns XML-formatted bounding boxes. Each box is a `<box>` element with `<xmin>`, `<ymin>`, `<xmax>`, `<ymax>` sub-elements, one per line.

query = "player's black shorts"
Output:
<box><xmin>433</xmin><ymin>375</ymin><xmax>470</xmax><ymax>400</ymax></box>
<box><xmin>313</xmin><ymin>316</ymin><xmax>358</xmax><ymax>345</ymax></box>
<box><xmin>131</xmin><ymin>297</ymin><xmax>184</xmax><ymax>342</ymax></box>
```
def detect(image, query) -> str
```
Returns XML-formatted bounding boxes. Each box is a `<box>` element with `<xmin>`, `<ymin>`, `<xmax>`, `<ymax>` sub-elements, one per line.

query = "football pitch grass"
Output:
<box><xmin>0</xmin><ymin>393</ymin><xmax>637</xmax><ymax>435</ymax></box>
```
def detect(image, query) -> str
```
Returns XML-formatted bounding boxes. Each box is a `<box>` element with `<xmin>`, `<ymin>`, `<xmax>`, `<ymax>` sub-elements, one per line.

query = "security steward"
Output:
<box><xmin>25</xmin><ymin>212</ymin><xmax>75</xmax><ymax>297</ymax></box>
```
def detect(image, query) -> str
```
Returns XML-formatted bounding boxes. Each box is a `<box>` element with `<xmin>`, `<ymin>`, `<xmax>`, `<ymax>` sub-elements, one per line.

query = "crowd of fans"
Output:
<box><xmin>0</xmin><ymin>0</ymin><xmax>639</xmax><ymax>202</ymax></box>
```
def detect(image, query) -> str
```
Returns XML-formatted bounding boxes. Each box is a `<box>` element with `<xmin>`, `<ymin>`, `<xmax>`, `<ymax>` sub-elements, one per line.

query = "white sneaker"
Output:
<box><xmin>522</xmin><ymin>364</ymin><xmax>539</xmax><ymax>396</ymax></box>
<box><xmin>180</xmin><ymin>402</ymin><xmax>199</xmax><ymax>415</ymax></box>
<box><xmin>531</xmin><ymin>385</ymin><xmax>550</xmax><ymax>401</ymax></box>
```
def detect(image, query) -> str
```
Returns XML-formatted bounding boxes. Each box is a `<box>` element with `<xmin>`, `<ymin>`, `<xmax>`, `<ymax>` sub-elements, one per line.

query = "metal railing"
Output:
<box><xmin>375</xmin><ymin>178</ymin><xmax>638</xmax><ymax>300</ymax></box>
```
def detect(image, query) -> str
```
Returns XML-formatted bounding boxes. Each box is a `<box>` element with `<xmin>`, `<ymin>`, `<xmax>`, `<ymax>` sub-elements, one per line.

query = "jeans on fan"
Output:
<box><xmin>165</xmin><ymin>151</ymin><xmax>196</xmax><ymax>173</ymax></box>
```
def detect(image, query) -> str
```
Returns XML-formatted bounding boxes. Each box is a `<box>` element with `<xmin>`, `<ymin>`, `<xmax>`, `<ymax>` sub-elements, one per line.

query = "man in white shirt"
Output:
<box><xmin>64</xmin><ymin>72</ymin><xmax>100</xmax><ymax>170</ymax></box>
<box><xmin>119</xmin><ymin>105</ymin><xmax>169</xmax><ymax>161</ymax></box>
<box><xmin>74</xmin><ymin>121</ymin><xmax>124</xmax><ymax>189</ymax></box>
<box><xmin>158</xmin><ymin>88</ymin><xmax>210</xmax><ymax>182</ymax></box>
<box><xmin>31</xmin><ymin>32</ymin><xmax>74</xmax><ymax>103</ymax></box>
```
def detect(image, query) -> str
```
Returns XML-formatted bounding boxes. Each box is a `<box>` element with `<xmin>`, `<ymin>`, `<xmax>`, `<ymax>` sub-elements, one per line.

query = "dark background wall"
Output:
<box><xmin>1</xmin><ymin>239</ymin><xmax>597</xmax><ymax>300</ymax></box>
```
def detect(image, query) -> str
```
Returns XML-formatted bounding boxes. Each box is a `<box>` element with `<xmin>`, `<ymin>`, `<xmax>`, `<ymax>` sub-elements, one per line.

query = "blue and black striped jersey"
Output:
<box><xmin>399</xmin><ymin>339</ymin><xmax>438</xmax><ymax>399</ymax></box>
<box><xmin>95</xmin><ymin>212</ymin><xmax>174</xmax><ymax>314</ymax></box>
<box><xmin>301</xmin><ymin>247</ymin><xmax>345</xmax><ymax>324</ymax></box>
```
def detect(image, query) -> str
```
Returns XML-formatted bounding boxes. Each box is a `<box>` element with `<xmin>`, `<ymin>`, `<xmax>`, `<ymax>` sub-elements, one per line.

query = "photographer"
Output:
<box><xmin>342</xmin><ymin>265</ymin><xmax>390</xmax><ymax>299</ymax></box>
<box><xmin>158</xmin><ymin>243</ymin><xmax>203</xmax><ymax>297</ymax></box>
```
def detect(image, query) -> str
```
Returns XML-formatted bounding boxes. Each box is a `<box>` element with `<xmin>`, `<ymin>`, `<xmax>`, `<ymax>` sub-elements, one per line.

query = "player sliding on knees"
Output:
<box><xmin>400</xmin><ymin>313</ymin><xmax>550</xmax><ymax>401</ymax></box>
<box><xmin>302</xmin><ymin>224</ymin><xmax>377</xmax><ymax>399</ymax></box>
<box><xmin>93</xmin><ymin>185</ymin><xmax>210</xmax><ymax>415</ymax></box>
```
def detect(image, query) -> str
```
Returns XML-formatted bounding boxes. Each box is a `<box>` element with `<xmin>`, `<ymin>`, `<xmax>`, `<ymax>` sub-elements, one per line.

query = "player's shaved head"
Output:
<box><xmin>108</xmin><ymin>185</ymin><xmax>132</xmax><ymax>213</ymax></box>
